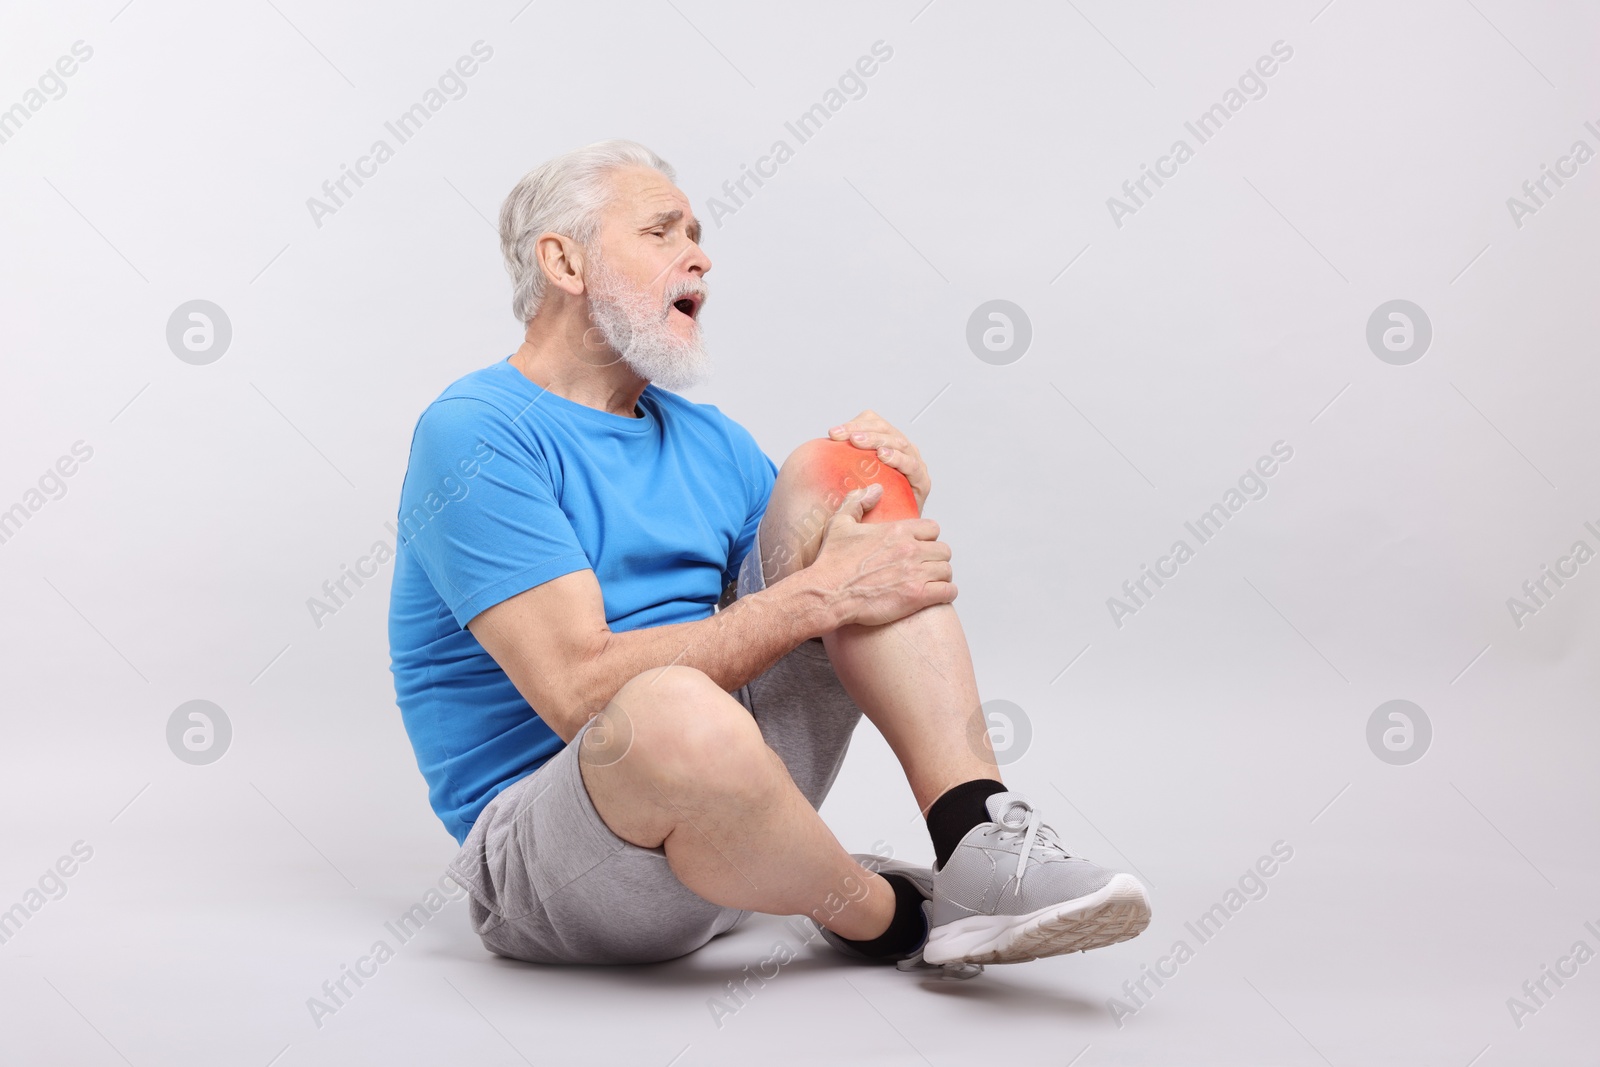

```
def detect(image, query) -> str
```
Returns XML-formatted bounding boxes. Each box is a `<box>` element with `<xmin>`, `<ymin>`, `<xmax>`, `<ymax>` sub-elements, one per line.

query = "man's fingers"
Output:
<box><xmin>833</xmin><ymin>483</ymin><xmax>882</xmax><ymax>525</ymax></box>
<box><xmin>843</xmin><ymin>431</ymin><xmax>908</xmax><ymax>453</ymax></box>
<box><xmin>876</xmin><ymin>445</ymin><xmax>918</xmax><ymax>467</ymax></box>
<box><xmin>875</xmin><ymin>447</ymin><xmax>928</xmax><ymax>488</ymax></box>
<box><xmin>829</xmin><ymin>410</ymin><xmax>890</xmax><ymax>436</ymax></box>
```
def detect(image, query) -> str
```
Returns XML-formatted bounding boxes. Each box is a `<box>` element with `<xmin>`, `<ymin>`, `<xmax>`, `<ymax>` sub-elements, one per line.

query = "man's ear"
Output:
<box><xmin>536</xmin><ymin>232</ymin><xmax>587</xmax><ymax>298</ymax></box>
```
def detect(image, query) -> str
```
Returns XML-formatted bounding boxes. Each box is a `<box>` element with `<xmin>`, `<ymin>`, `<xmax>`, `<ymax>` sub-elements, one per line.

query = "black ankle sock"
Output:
<box><xmin>927</xmin><ymin>778</ymin><xmax>1008</xmax><ymax>870</ymax></box>
<box><xmin>835</xmin><ymin>872</ymin><xmax>927</xmax><ymax>960</ymax></box>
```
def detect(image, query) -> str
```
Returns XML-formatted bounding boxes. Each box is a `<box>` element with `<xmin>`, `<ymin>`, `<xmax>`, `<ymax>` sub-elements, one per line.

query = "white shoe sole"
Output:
<box><xmin>922</xmin><ymin>873</ymin><xmax>1152</xmax><ymax>966</ymax></box>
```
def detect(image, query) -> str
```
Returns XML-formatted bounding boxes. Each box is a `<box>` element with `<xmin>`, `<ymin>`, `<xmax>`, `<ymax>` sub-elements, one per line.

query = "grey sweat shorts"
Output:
<box><xmin>445</xmin><ymin>532</ymin><xmax>864</xmax><ymax>965</ymax></box>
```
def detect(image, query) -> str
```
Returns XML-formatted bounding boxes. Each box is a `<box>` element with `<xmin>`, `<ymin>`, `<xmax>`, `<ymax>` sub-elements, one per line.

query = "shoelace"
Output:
<box><xmin>995</xmin><ymin>797</ymin><xmax>1070</xmax><ymax>895</ymax></box>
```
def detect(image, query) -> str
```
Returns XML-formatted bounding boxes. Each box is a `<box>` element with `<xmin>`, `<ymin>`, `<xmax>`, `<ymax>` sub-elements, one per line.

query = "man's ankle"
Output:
<box><xmin>926</xmin><ymin>778</ymin><xmax>1008</xmax><ymax>869</ymax></box>
<box><xmin>831</xmin><ymin>872</ymin><xmax>927</xmax><ymax>959</ymax></box>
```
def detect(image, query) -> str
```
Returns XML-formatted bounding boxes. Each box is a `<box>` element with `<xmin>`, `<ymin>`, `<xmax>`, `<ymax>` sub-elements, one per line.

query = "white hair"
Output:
<box><xmin>498</xmin><ymin>139</ymin><xmax>677</xmax><ymax>323</ymax></box>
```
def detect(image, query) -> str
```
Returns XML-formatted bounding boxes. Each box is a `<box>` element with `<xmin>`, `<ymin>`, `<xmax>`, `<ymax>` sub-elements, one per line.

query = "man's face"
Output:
<box><xmin>582</xmin><ymin>166</ymin><xmax>712</xmax><ymax>391</ymax></box>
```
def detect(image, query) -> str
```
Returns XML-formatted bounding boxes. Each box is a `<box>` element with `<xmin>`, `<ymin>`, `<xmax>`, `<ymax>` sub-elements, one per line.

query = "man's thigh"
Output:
<box><xmin>446</xmin><ymin>718</ymin><xmax>741</xmax><ymax>966</ymax></box>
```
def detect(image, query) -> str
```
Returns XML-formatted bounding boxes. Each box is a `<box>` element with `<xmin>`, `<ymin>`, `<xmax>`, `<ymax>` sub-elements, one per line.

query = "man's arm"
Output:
<box><xmin>469</xmin><ymin>566</ymin><xmax>827</xmax><ymax>743</ymax></box>
<box><xmin>468</xmin><ymin>483</ymin><xmax>955</xmax><ymax>742</ymax></box>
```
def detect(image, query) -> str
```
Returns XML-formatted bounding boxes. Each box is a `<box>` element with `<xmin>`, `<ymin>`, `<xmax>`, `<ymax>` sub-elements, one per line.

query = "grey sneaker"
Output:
<box><xmin>816</xmin><ymin>854</ymin><xmax>983</xmax><ymax>979</ymax></box>
<box><xmin>923</xmin><ymin>791</ymin><xmax>1151</xmax><ymax>966</ymax></box>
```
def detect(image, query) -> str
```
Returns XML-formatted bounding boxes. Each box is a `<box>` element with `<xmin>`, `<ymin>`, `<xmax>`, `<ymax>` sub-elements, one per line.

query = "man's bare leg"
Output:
<box><xmin>759</xmin><ymin>439</ymin><xmax>1000</xmax><ymax>815</ymax></box>
<box><xmin>824</xmin><ymin>606</ymin><xmax>995</xmax><ymax>813</ymax></box>
<box><xmin>580</xmin><ymin>665</ymin><xmax>898</xmax><ymax>940</ymax></box>
<box><xmin>581</xmin><ymin>437</ymin><xmax>992</xmax><ymax>945</ymax></box>
<box><xmin>757</xmin><ymin>439</ymin><xmax>1151</xmax><ymax>966</ymax></box>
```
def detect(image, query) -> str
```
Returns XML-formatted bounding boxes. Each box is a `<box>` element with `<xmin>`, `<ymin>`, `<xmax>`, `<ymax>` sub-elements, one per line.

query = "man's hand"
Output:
<box><xmin>804</xmin><ymin>483</ymin><xmax>957</xmax><ymax>628</ymax></box>
<box><xmin>827</xmin><ymin>410</ymin><xmax>930</xmax><ymax>514</ymax></box>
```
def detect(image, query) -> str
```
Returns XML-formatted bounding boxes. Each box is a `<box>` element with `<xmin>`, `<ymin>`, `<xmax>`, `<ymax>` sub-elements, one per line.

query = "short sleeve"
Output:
<box><xmin>398</xmin><ymin>398</ymin><xmax>591</xmax><ymax>628</ymax></box>
<box><xmin>723</xmin><ymin>424</ymin><xmax>779</xmax><ymax>587</ymax></box>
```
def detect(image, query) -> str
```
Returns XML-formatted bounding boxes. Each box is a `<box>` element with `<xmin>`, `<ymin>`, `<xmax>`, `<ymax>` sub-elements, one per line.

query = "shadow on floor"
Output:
<box><xmin>436</xmin><ymin>912</ymin><xmax>1106</xmax><ymax>1019</ymax></box>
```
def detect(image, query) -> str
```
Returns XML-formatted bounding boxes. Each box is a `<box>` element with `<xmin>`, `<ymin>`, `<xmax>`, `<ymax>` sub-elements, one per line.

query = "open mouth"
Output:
<box><xmin>671</xmin><ymin>293</ymin><xmax>703</xmax><ymax>321</ymax></box>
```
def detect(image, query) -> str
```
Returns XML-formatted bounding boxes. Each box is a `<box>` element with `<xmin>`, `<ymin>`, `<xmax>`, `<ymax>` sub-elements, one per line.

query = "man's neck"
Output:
<box><xmin>510</xmin><ymin>314</ymin><xmax>647</xmax><ymax>418</ymax></box>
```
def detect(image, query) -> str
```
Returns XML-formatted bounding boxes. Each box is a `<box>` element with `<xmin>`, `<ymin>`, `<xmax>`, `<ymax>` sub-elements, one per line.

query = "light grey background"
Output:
<box><xmin>2</xmin><ymin>1</ymin><xmax>1596</xmax><ymax>1064</ymax></box>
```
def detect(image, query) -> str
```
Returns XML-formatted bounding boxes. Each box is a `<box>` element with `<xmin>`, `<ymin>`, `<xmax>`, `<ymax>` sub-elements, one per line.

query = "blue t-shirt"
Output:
<box><xmin>387</xmin><ymin>356</ymin><xmax>779</xmax><ymax>843</ymax></box>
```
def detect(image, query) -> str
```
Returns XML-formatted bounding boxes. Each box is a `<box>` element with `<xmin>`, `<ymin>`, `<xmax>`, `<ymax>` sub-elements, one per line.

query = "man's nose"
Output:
<box><xmin>685</xmin><ymin>241</ymin><xmax>711</xmax><ymax>277</ymax></box>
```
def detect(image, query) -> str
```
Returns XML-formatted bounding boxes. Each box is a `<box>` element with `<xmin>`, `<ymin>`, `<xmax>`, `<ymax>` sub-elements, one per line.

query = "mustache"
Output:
<box><xmin>664</xmin><ymin>278</ymin><xmax>708</xmax><ymax>309</ymax></box>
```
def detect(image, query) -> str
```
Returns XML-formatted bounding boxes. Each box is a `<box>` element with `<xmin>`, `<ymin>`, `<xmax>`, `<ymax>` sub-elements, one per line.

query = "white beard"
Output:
<box><xmin>585</xmin><ymin>256</ymin><xmax>710</xmax><ymax>392</ymax></box>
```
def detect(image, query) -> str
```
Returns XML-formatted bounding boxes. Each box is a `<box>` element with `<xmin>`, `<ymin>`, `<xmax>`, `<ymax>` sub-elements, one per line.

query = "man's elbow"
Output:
<box><xmin>543</xmin><ymin>632</ymin><xmax>623</xmax><ymax>741</ymax></box>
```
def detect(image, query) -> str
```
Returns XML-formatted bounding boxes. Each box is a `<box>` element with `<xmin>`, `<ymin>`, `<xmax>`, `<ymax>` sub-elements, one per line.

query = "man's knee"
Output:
<box><xmin>757</xmin><ymin>439</ymin><xmax>920</xmax><ymax>584</ymax></box>
<box><xmin>614</xmin><ymin>664</ymin><xmax>722</xmax><ymax>707</ymax></box>
<box><xmin>779</xmin><ymin>438</ymin><xmax>918</xmax><ymax>525</ymax></box>
<box><xmin>600</xmin><ymin>667</ymin><xmax>774</xmax><ymax>795</ymax></box>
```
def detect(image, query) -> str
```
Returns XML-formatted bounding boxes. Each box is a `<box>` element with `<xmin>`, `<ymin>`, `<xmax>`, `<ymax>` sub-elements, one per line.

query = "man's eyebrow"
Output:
<box><xmin>640</xmin><ymin>209</ymin><xmax>702</xmax><ymax>245</ymax></box>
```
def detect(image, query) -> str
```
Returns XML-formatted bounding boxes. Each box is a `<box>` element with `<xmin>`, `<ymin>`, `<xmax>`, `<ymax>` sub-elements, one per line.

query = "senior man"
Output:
<box><xmin>388</xmin><ymin>139</ymin><xmax>1150</xmax><ymax>972</ymax></box>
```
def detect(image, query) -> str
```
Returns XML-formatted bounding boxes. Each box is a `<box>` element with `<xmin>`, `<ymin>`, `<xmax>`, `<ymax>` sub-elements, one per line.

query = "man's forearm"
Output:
<box><xmin>565</xmin><ymin>573</ymin><xmax>839</xmax><ymax>730</ymax></box>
